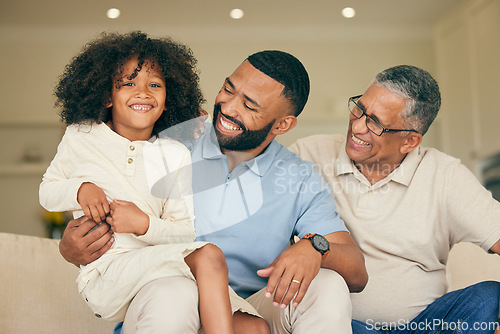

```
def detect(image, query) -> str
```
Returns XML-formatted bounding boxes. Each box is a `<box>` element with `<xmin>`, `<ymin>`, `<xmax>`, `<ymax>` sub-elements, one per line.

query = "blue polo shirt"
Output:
<box><xmin>191</xmin><ymin>126</ymin><xmax>347</xmax><ymax>298</ymax></box>
<box><xmin>113</xmin><ymin>123</ymin><xmax>347</xmax><ymax>333</ymax></box>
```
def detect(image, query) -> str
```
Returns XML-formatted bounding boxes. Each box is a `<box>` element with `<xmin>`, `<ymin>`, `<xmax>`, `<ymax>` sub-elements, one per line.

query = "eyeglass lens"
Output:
<box><xmin>349</xmin><ymin>98</ymin><xmax>383</xmax><ymax>135</ymax></box>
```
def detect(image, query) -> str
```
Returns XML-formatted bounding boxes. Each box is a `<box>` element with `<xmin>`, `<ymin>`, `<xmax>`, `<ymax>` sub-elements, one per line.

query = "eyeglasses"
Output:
<box><xmin>348</xmin><ymin>95</ymin><xmax>419</xmax><ymax>136</ymax></box>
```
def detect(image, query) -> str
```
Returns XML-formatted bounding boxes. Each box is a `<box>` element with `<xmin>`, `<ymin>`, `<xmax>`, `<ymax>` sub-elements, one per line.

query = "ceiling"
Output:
<box><xmin>0</xmin><ymin>0</ymin><xmax>463</xmax><ymax>30</ymax></box>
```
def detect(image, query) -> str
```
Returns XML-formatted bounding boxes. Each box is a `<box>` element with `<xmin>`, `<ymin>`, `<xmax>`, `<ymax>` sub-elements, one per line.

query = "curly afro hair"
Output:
<box><xmin>54</xmin><ymin>31</ymin><xmax>205</xmax><ymax>139</ymax></box>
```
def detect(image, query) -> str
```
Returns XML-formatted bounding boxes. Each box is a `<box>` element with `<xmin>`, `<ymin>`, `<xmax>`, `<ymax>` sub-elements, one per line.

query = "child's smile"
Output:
<box><xmin>129</xmin><ymin>103</ymin><xmax>155</xmax><ymax>113</ymax></box>
<box><xmin>108</xmin><ymin>55</ymin><xmax>166</xmax><ymax>141</ymax></box>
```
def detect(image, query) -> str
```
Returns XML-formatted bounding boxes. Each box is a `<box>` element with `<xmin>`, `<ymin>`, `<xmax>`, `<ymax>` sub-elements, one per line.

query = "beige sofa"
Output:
<box><xmin>0</xmin><ymin>232</ymin><xmax>113</xmax><ymax>334</ymax></box>
<box><xmin>1</xmin><ymin>232</ymin><xmax>499</xmax><ymax>333</ymax></box>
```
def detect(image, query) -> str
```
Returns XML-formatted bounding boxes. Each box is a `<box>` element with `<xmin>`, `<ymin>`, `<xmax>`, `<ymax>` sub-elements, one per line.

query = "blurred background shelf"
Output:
<box><xmin>0</xmin><ymin>162</ymin><xmax>49</xmax><ymax>176</ymax></box>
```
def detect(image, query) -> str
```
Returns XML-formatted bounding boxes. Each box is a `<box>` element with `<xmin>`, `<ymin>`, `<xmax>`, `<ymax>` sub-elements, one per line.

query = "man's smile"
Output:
<box><xmin>217</xmin><ymin>112</ymin><xmax>244</xmax><ymax>134</ymax></box>
<box><xmin>350</xmin><ymin>134</ymin><xmax>370</xmax><ymax>146</ymax></box>
<box><xmin>220</xmin><ymin>116</ymin><xmax>242</xmax><ymax>131</ymax></box>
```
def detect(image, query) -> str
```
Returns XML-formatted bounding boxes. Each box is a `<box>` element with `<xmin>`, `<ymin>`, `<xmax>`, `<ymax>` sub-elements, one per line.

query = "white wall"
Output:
<box><xmin>435</xmin><ymin>0</ymin><xmax>500</xmax><ymax>173</ymax></box>
<box><xmin>434</xmin><ymin>0</ymin><xmax>500</xmax><ymax>291</ymax></box>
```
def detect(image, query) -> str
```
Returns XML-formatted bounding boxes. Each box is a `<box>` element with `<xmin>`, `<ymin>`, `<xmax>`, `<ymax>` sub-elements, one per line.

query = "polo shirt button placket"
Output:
<box><xmin>125</xmin><ymin>143</ymin><xmax>137</xmax><ymax>176</ymax></box>
<box><xmin>356</xmin><ymin>187</ymin><xmax>373</xmax><ymax>215</ymax></box>
<box><xmin>362</xmin><ymin>188</ymin><xmax>378</xmax><ymax>213</ymax></box>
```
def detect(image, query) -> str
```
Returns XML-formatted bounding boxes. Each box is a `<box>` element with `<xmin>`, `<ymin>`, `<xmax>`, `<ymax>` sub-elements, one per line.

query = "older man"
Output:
<box><xmin>59</xmin><ymin>50</ymin><xmax>367</xmax><ymax>333</ymax></box>
<box><xmin>290</xmin><ymin>65</ymin><xmax>500</xmax><ymax>334</ymax></box>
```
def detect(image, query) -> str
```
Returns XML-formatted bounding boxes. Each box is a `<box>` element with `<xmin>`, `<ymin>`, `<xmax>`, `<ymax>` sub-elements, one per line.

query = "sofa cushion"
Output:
<box><xmin>0</xmin><ymin>232</ymin><xmax>113</xmax><ymax>333</ymax></box>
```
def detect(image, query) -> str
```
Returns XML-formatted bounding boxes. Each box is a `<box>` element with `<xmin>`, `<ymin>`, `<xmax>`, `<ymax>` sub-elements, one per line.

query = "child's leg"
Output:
<box><xmin>184</xmin><ymin>244</ymin><xmax>234</xmax><ymax>334</ymax></box>
<box><xmin>233</xmin><ymin>311</ymin><xmax>270</xmax><ymax>334</ymax></box>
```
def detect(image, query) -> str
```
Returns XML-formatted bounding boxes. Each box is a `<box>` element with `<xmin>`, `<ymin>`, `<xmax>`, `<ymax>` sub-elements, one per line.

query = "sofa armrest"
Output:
<box><xmin>447</xmin><ymin>242</ymin><xmax>500</xmax><ymax>291</ymax></box>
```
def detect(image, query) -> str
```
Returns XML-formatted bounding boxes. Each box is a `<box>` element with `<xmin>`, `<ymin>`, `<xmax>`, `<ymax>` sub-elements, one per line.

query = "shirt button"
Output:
<box><xmin>128</xmin><ymin>158</ymin><xmax>134</xmax><ymax>164</ymax></box>
<box><xmin>94</xmin><ymin>313</ymin><xmax>101</xmax><ymax>318</ymax></box>
<box><xmin>129</xmin><ymin>145</ymin><xmax>135</xmax><ymax>151</ymax></box>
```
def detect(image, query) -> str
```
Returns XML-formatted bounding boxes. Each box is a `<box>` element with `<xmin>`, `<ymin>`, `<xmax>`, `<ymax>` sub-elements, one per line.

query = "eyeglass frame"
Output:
<box><xmin>348</xmin><ymin>95</ymin><xmax>419</xmax><ymax>136</ymax></box>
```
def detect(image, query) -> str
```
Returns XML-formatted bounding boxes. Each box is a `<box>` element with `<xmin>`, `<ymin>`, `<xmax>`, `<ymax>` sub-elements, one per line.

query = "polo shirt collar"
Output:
<box><xmin>390</xmin><ymin>146</ymin><xmax>421</xmax><ymax>186</ymax></box>
<box><xmin>244</xmin><ymin>140</ymin><xmax>279</xmax><ymax>177</ymax></box>
<box><xmin>201</xmin><ymin>126</ymin><xmax>225</xmax><ymax>160</ymax></box>
<box><xmin>200</xmin><ymin>125</ymin><xmax>278</xmax><ymax>177</ymax></box>
<box><xmin>335</xmin><ymin>141</ymin><xmax>356</xmax><ymax>176</ymax></box>
<box><xmin>335</xmin><ymin>139</ymin><xmax>422</xmax><ymax>187</ymax></box>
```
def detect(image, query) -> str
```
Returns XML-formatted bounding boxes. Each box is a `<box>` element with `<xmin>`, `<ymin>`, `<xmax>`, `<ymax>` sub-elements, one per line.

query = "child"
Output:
<box><xmin>39</xmin><ymin>31</ymin><xmax>265</xmax><ymax>333</ymax></box>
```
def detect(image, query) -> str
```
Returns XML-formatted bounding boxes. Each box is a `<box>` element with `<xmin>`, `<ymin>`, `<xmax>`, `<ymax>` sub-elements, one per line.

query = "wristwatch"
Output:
<box><xmin>303</xmin><ymin>233</ymin><xmax>330</xmax><ymax>257</ymax></box>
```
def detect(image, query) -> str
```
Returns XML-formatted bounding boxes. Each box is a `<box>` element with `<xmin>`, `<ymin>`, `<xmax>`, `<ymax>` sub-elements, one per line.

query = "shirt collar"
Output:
<box><xmin>201</xmin><ymin>126</ymin><xmax>225</xmax><ymax>160</ymax></box>
<box><xmin>200</xmin><ymin>124</ymin><xmax>279</xmax><ymax>177</ymax></box>
<box><xmin>335</xmin><ymin>139</ymin><xmax>422</xmax><ymax>187</ymax></box>
<box><xmin>335</xmin><ymin>141</ymin><xmax>356</xmax><ymax>176</ymax></box>
<box><xmin>243</xmin><ymin>140</ymin><xmax>280</xmax><ymax>177</ymax></box>
<box><xmin>389</xmin><ymin>146</ymin><xmax>421</xmax><ymax>186</ymax></box>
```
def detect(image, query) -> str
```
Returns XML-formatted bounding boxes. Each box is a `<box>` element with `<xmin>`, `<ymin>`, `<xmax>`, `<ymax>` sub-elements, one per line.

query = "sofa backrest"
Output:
<box><xmin>0</xmin><ymin>232</ymin><xmax>114</xmax><ymax>333</ymax></box>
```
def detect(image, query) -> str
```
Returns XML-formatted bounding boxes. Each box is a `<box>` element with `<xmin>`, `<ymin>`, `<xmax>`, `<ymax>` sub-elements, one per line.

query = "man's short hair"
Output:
<box><xmin>247</xmin><ymin>50</ymin><xmax>310</xmax><ymax>116</ymax></box>
<box><xmin>374</xmin><ymin>65</ymin><xmax>441</xmax><ymax>135</ymax></box>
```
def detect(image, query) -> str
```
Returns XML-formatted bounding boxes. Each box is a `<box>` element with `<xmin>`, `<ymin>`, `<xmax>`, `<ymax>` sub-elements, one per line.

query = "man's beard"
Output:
<box><xmin>212</xmin><ymin>104</ymin><xmax>275</xmax><ymax>151</ymax></box>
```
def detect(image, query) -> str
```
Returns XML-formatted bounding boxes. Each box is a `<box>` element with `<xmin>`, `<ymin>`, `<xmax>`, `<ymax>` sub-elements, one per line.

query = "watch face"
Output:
<box><xmin>312</xmin><ymin>234</ymin><xmax>329</xmax><ymax>252</ymax></box>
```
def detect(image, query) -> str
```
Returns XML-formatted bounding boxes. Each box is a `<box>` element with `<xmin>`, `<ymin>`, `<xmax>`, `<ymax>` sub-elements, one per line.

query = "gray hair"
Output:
<box><xmin>373</xmin><ymin>65</ymin><xmax>441</xmax><ymax>135</ymax></box>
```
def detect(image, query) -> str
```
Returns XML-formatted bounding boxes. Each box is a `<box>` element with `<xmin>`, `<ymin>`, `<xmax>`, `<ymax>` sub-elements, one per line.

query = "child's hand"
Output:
<box><xmin>77</xmin><ymin>182</ymin><xmax>110</xmax><ymax>223</ymax></box>
<box><xmin>107</xmin><ymin>199</ymin><xmax>149</xmax><ymax>235</ymax></box>
<box><xmin>193</xmin><ymin>109</ymin><xmax>208</xmax><ymax>139</ymax></box>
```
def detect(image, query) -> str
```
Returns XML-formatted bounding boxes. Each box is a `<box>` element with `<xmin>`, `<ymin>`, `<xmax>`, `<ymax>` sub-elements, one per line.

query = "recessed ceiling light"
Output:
<box><xmin>341</xmin><ymin>7</ymin><xmax>356</xmax><ymax>19</ymax></box>
<box><xmin>107</xmin><ymin>8</ymin><xmax>121</xmax><ymax>19</ymax></box>
<box><xmin>230</xmin><ymin>8</ymin><xmax>244</xmax><ymax>20</ymax></box>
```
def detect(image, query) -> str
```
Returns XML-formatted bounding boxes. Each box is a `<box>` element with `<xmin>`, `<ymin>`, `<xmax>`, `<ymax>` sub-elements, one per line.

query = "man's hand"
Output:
<box><xmin>489</xmin><ymin>238</ymin><xmax>500</xmax><ymax>334</ymax></box>
<box><xmin>77</xmin><ymin>182</ymin><xmax>110</xmax><ymax>223</ymax></box>
<box><xmin>108</xmin><ymin>199</ymin><xmax>149</xmax><ymax>235</ymax></box>
<box><xmin>193</xmin><ymin>109</ymin><xmax>208</xmax><ymax>139</ymax></box>
<box><xmin>59</xmin><ymin>216</ymin><xmax>114</xmax><ymax>266</ymax></box>
<box><xmin>489</xmin><ymin>239</ymin><xmax>500</xmax><ymax>255</ymax></box>
<box><xmin>257</xmin><ymin>231</ymin><xmax>368</xmax><ymax>309</ymax></box>
<box><xmin>257</xmin><ymin>239</ymin><xmax>322</xmax><ymax>309</ymax></box>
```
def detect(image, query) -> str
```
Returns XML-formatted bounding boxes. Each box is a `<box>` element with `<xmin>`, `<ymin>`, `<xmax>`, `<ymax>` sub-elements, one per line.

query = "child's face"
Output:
<box><xmin>108</xmin><ymin>56</ymin><xmax>166</xmax><ymax>141</ymax></box>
